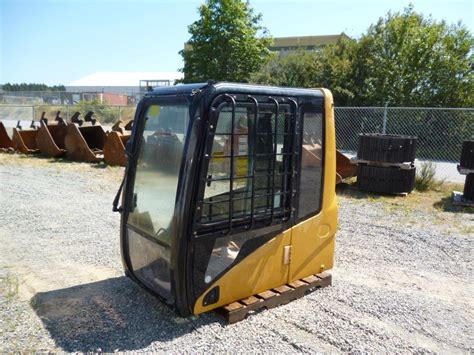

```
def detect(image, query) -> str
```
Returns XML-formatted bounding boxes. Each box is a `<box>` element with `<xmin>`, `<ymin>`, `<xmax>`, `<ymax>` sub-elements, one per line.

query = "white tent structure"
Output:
<box><xmin>66</xmin><ymin>72</ymin><xmax>183</xmax><ymax>93</ymax></box>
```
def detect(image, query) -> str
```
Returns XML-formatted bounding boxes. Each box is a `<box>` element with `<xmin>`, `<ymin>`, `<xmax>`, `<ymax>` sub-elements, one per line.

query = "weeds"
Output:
<box><xmin>415</xmin><ymin>161</ymin><xmax>445</xmax><ymax>192</ymax></box>
<box><xmin>0</xmin><ymin>271</ymin><xmax>19</xmax><ymax>303</ymax></box>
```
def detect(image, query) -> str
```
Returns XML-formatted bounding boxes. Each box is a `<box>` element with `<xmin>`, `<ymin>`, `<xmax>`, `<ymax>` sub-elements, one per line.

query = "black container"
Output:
<box><xmin>358</xmin><ymin>133</ymin><xmax>417</xmax><ymax>163</ymax></box>
<box><xmin>460</xmin><ymin>140</ymin><xmax>474</xmax><ymax>169</ymax></box>
<box><xmin>463</xmin><ymin>173</ymin><xmax>474</xmax><ymax>201</ymax></box>
<box><xmin>357</xmin><ymin>164</ymin><xmax>416</xmax><ymax>194</ymax></box>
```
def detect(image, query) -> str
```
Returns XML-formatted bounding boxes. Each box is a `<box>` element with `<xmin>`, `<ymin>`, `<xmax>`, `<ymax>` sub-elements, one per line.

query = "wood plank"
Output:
<box><xmin>316</xmin><ymin>272</ymin><xmax>333</xmax><ymax>287</ymax></box>
<box><xmin>302</xmin><ymin>275</ymin><xmax>319</xmax><ymax>284</ymax></box>
<box><xmin>257</xmin><ymin>290</ymin><xmax>277</xmax><ymax>300</ymax></box>
<box><xmin>288</xmin><ymin>280</ymin><xmax>306</xmax><ymax>288</ymax></box>
<box><xmin>223</xmin><ymin>302</ymin><xmax>244</xmax><ymax>312</ymax></box>
<box><xmin>457</xmin><ymin>165</ymin><xmax>474</xmax><ymax>175</ymax></box>
<box><xmin>273</xmin><ymin>285</ymin><xmax>292</xmax><ymax>294</ymax></box>
<box><xmin>226</xmin><ymin>310</ymin><xmax>247</xmax><ymax>324</ymax></box>
<box><xmin>241</xmin><ymin>295</ymin><xmax>261</xmax><ymax>306</ymax></box>
<box><xmin>350</xmin><ymin>158</ymin><xmax>413</xmax><ymax>170</ymax></box>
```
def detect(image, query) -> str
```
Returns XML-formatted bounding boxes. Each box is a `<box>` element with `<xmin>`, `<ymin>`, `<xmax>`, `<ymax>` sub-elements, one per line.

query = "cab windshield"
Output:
<box><xmin>127</xmin><ymin>102</ymin><xmax>190</xmax><ymax>246</ymax></box>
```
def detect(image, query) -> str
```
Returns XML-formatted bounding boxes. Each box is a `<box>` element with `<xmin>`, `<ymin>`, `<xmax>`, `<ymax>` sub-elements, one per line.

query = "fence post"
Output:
<box><xmin>32</xmin><ymin>105</ymin><xmax>35</xmax><ymax>121</ymax></box>
<box><xmin>119</xmin><ymin>106</ymin><xmax>122</xmax><ymax>121</ymax></box>
<box><xmin>382</xmin><ymin>103</ymin><xmax>388</xmax><ymax>134</ymax></box>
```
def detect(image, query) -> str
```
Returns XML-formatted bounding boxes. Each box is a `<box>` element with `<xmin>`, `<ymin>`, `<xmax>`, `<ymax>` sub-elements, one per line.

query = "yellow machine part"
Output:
<box><xmin>193</xmin><ymin>89</ymin><xmax>337</xmax><ymax>315</ymax></box>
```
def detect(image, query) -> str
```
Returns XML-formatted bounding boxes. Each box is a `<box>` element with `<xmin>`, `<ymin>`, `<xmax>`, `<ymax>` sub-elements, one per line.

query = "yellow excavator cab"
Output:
<box><xmin>114</xmin><ymin>82</ymin><xmax>337</xmax><ymax>316</ymax></box>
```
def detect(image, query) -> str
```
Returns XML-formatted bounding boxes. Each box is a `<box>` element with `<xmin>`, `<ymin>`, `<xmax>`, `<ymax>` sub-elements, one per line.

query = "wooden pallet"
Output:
<box><xmin>350</xmin><ymin>158</ymin><xmax>414</xmax><ymax>170</ymax></box>
<box><xmin>216</xmin><ymin>272</ymin><xmax>332</xmax><ymax>324</ymax></box>
<box><xmin>457</xmin><ymin>165</ymin><xmax>474</xmax><ymax>175</ymax></box>
<box><xmin>452</xmin><ymin>191</ymin><xmax>474</xmax><ymax>206</ymax></box>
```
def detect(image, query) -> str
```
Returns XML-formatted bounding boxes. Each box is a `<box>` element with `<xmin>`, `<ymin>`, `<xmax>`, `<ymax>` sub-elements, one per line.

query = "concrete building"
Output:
<box><xmin>269</xmin><ymin>34</ymin><xmax>350</xmax><ymax>53</ymax></box>
<box><xmin>184</xmin><ymin>34</ymin><xmax>350</xmax><ymax>54</ymax></box>
<box><xmin>65</xmin><ymin>71</ymin><xmax>184</xmax><ymax>94</ymax></box>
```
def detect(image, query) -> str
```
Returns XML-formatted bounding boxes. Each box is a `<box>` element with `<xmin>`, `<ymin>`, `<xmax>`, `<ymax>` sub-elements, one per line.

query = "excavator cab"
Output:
<box><xmin>116</xmin><ymin>82</ymin><xmax>337</xmax><ymax>316</ymax></box>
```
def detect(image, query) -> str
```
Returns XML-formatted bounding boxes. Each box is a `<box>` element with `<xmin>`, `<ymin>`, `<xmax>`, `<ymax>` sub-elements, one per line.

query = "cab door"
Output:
<box><xmin>190</xmin><ymin>94</ymin><xmax>298</xmax><ymax>313</ymax></box>
<box><xmin>121</xmin><ymin>99</ymin><xmax>191</xmax><ymax>304</ymax></box>
<box><xmin>289</xmin><ymin>90</ymin><xmax>337</xmax><ymax>281</ymax></box>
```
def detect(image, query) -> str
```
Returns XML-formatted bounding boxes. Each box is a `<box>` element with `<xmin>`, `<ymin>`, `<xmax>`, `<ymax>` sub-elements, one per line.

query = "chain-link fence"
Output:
<box><xmin>0</xmin><ymin>91</ymin><xmax>145</xmax><ymax>105</ymax></box>
<box><xmin>1</xmin><ymin>103</ymin><xmax>472</xmax><ymax>182</ymax></box>
<box><xmin>335</xmin><ymin>107</ymin><xmax>474</xmax><ymax>182</ymax></box>
<box><xmin>0</xmin><ymin>104</ymin><xmax>136</xmax><ymax>127</ymax></box>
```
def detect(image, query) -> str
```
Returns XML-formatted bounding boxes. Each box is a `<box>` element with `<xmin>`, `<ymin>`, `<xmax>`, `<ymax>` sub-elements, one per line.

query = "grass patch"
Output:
<box><xmin>0</xmin><ymin>271</ymin><xmax>19</xmax><ymax>303</ymax></box>
<box><xmin>338</xmin><ymin>179</ymin><xmax>473</xmax><ymax>214</ymax></box>
<box><xmin>0</xmin><ymin>152</ymin><xmax>124</xmax><ymax>181</ymax></box>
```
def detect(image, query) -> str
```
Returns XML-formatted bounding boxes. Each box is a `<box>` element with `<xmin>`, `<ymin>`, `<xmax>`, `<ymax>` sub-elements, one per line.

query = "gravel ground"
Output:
<box><xmin>0</xmin><ymin>154</ymin><xmax>472</xmax><ymax>353</ymax></box>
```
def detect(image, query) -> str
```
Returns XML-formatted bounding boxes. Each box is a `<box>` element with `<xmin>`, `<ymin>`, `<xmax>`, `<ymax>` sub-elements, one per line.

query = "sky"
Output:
<box><xmin>1</xmin><ymin>0</ymin><xmax>472</xmax><ymax>85</ymax></box>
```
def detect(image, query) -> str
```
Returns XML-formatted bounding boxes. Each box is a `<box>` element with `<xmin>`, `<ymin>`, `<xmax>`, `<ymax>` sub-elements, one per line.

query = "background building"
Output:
<box><xmin>65</xmin><ymin>71</ymin><xmax>184</xmax><ymax>94</ymax></box>
<box><xmin>184</xmin><ymin>33</ymin><xmax>350</xmax><ymax>54</ymax></box>
<box><xmin>269</xmin><ymin>34</ymin><xmax>350</xmax><ymax>53</ymax></box>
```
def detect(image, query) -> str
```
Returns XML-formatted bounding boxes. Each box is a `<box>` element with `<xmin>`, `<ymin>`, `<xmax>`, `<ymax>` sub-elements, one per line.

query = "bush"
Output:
<box><xmin>74</xmin><ymin>100</ymin><xmax>119</xmax><ymax>125</ymax></box>
<box><xmin>415</xmin><ymin>161</ymin><xmax>444</xmax><ymax>192</ymax></box>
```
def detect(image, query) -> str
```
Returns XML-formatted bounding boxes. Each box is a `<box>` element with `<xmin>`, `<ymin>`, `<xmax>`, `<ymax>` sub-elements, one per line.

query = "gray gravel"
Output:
<box><xmin>0</xmin><ymin>154</ymin><xmax>472</xmax><ymax>353</ymax></box>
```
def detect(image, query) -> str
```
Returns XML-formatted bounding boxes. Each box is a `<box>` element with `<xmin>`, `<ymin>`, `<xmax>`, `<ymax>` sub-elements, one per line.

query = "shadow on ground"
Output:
<box><xmin>433</xmin><ymin>196</ymin><xmax>474</xmax><ymax>213</ymax></box>
<box><xmin>336</xmin><ymin>182</ymin><xmax>400</xmax><ymax>199</ymax></box>
<box><xmin>30</xmin><ymin>276</ymin><xmax>220</xmax><ymax>352</ymax></box>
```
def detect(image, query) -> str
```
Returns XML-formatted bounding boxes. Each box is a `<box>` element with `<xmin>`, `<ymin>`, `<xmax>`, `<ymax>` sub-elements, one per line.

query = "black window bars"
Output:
<box><xmin>197</xmin><ymin>94</ymin><xmax>298</xmax><ymax>235</ymax></box>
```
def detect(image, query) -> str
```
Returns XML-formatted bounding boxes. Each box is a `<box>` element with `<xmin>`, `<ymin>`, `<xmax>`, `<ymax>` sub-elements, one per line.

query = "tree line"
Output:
<box><xmin>181</xmin><ymin>2</ymin><xmax>473</xmax><ymax>108</ymax></box>
<box><xmin>1</xmin><ymin>83</ymin><xmax>66</xmax><ymax>92</ymax></box>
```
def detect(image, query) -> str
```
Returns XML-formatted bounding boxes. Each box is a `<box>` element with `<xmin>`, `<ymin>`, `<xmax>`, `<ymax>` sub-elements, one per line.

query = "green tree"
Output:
<box><xmin>252</xmin><ymin>36</ymin><xmax>357</xmax><ymax>105</ymax></box>
<box><xmin>251</xmin><ymin>49</ymin><xmax>323</xmax><ymax>88</ymax></box>
<box><xmin>254</xmin><ymin>6</ymin><xmax>473</xmax><ymax>108</ymax></box>
<box><xmin>180</xmin><ymin>0</ymin><xmax>273</xmax><ymax>83</ymax></box>
<box><xmin>75</xmin><ymin>100</ymin><xmax>118</xmax><ymax>124</ymax></box>
<box><xmin>352</xmin><ymin>5</ymin><xmax>473</xmax><ymax>107</ymax></box>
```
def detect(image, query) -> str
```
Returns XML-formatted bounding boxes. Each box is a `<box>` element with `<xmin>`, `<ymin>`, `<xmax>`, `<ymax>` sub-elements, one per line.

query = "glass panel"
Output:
<box><xmin>127</xmin><ymin>103</ymin><xmax>189</xmax><ymax>246</ymax></box>
<box><xmin>127</xmin><ymin>228</ymin><xmax>172</xmax><ymax>299</ymax></box>
<box><xmin>204</xmin><ymin>179</ymin><xmax>230</xmax><ymax>200</ymax></box>
<box><xmin>298</xmin><ymin>111</ymin><xmax>324</xmax><ymax>218</ymax></box>
<box><xmin>203</xmin><ymin>233</ymin><xmax>250</xmax><ymax>283</ymax></box>
<box><xmin>200</xmin><ymin>101</ymin><xmax>292</xmax><ymax>226</ymax></box>
<box><xmin>215</xmin><ymin>106</ymin><xmax>251</xmax><ymax>134</ymax></box>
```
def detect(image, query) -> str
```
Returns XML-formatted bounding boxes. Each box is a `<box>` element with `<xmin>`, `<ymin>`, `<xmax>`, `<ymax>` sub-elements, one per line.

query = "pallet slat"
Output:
<box><xmin>273</xmin><ymin>285</ymin><xmax>292</xmax><ymax>294</ymax></box>
<box><xmin>223</xmin><ymin>302</ymin><xmax>244</xmax><ymax>312</ymax></box>
<box><xmin>241</xmin><ymin>295</ymin><xmax>261</xmax><ymax>306</ymax></box>
<box><xmin>350</xmin><ymin>158</ymin><xmax>414</xmax><ymax>170</ymax></box>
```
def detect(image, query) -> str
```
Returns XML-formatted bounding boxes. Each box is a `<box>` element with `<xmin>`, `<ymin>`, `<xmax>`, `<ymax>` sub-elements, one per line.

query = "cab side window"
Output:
<box><xmin>199</xmin><ymin>103</ymin><xmax>292</xmax><ymax>227</ymax></box>
<box><xmin>298</xmin><ymin>110</ymin><xmax>324</xmax><ymax>218</ymax></box>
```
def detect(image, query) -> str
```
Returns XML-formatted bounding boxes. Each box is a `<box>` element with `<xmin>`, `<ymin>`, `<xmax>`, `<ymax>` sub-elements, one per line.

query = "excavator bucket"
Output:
<box><xmin>64</xmin><ymin>123</ymin><xmax>107</xmax><ymax>163</ymax></box>
<box><xmin>36</xmin><ymin>120</ymin><xmax>68</xmax><ymax>157</ymax></box>
<box><xmin>104</xmin><ymin>131</ymin><xmax>130</xmax><ymax>166</ymax></box>
<box><xmin>12</xmin><ymin>124</ymin><xmax>39</xmax><ymax>154</ymax></box>
<box><xmin>111</xmin><ymin>119</ymin><xmax>134</xmax><ymax>135</ymax></box>
<box><xmin>336</xmin><ymin>150</ymin><xmax>357</xmax><ymax>184</ymax></box>
<box><xmin>0</xmin><ymin>121</ymin><xmax>13</xmax><ymax>149</ymax></box>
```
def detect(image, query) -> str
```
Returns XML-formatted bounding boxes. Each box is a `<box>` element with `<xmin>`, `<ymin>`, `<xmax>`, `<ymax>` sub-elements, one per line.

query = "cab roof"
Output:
<box><xmin>148</xmin><ymin>82</ymin><xmax>325</xmax><ymax>98</ymax></box>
